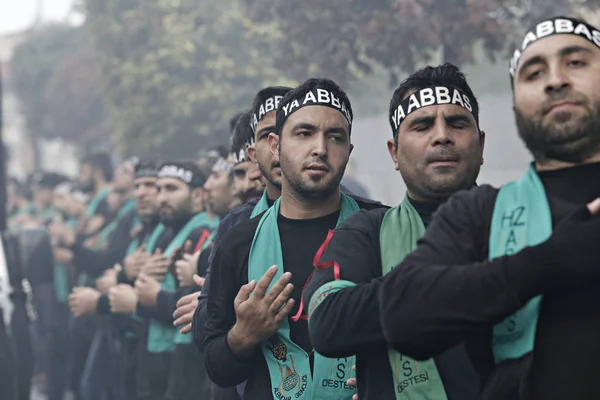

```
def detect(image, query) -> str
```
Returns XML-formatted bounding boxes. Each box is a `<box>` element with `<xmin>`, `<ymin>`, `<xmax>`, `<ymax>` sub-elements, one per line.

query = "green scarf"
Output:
<box><xmin>489</xmin><ymin>163</ymin><xmax>550</xmax><ymax>363</ymax></box>
<box><xmin>308</xmin><ymin>194</ymin><xmax>447</xmax><ymax>400</ymax></box>
<box><xmin>248</xmin><ymin>193</ymin><xmax>360</xmax><ymax>400</ymax></box>
<box><xmin>54</xmin><ymin>217</ymin><xmax>78</xmax><ymax>304</ymax></box>
<box><xmin>86</xmin><ymin>188</ymin><xmax>109</xmax><ymax>218</ymax></box>
<box><xmin>173</xmin><ymin>213</ymin><xmax>220</xmax><ymax>345</ymax></box>
<box><xmin>77</xmin><ymin>199</ymin><xmax>136</xmax><ymax>287</ymax></box>
<box><xmin>379</xmin><ymin>195</ymin><xmax>447</xmax><ymax>400</ymax></box>
<box><xmin>147</xmin><ymin>212</ymin><xmax>213</xmax><ymax>353</ymax></box>
<box><xmin>125</xmin><ymin>222</ymin><xmax>166</xmax><ymax>337</ymax></box>
<box><xmin>251</xmin><ymin>190</ymin><xmax>271</xmax><ymax>218</ymax></box>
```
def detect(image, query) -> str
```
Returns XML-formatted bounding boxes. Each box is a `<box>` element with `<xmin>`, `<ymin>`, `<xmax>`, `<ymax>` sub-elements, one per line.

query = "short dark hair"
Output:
<box><xmin>231</xmin><ymin>111</ymin><xmax>253</xmax><ymax>156</ymax></box>
<box><xmin>276</xmin><ymin>78</ymin><xmax>353</xmax><ymax>136</ymax></box>
<box><xmin>81</xmin><ymin>152</ymin><xmax>114</xmax><ymax>182</ymax></box>
<box><xmin>388</xmin><ymin>63</ymin><xmax>480</xmax><ymax>142</ymax></box>
<box><xmin>229</xmin><ymin>112</ymin><xmax>246</xmax><ymax>134</ymax></box>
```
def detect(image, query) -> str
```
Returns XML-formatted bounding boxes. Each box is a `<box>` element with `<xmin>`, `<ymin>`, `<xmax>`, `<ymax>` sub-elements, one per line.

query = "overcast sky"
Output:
<box><xmin>0</xmin><ymin>0</ymin><xmax>79</xmax><ymax>36</ymax></box>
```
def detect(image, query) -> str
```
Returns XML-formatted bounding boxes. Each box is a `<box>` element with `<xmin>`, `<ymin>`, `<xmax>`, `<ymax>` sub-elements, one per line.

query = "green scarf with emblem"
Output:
<box><xmin>248</xmin><ymin>193</ymin><xmax>359</xmax><ymax>400</ymax></box>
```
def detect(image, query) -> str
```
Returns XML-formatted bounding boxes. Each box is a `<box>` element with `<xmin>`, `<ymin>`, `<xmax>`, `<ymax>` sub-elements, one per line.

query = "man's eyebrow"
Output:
<box><xmin>292</xmin><ymin>122</ymin><xmax>319</xmax><ymax>131</ymax></box>
<box><xmin>444</xmin><ymin>114</ymin><xmax>472</xmax><ymax>125</ymax></box>
<box><xmin>518</xmin><ymin>45</ymin><xmax>593</xmax><ymax>76</ymax></box>
<box><xmin>324</xmin><ymin>126</ymin><xmax>349</xmax><ymax>136</ymax></box>
<box><xmin>407</xmin><ymin>115</ymin><xmax>435</xmax><ymax>129</ymax></box>
<box><xmin>257</xmin><ymin>125</ymin><xmax>275</xmax><ymax>138</ymax></box>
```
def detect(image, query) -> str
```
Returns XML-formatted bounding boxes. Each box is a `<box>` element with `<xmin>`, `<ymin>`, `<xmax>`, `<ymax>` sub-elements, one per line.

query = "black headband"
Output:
<box><xmin>275</xmin><ymin>88</ymin><xmax>353</xmax><ymax>134</ymax></box>
<box><xmin>509</xmin><ymin>17</ymin><xmax>600</xmax><ymax>77</ymax></box>
<box><xmin>251</xmin><ymin>95</ymin><xmax>285</xmax><ymax>134</ymax></box>
<box><xmin>390</xmin><ymin>86</ymin><xmax>475</xmax><ymax>134</ymax></box>
<box><xmin>135</xmin><ymin>166</ymin><xmax>158</xmax><ymax>179</ymax></box>
<box><xmin>157</xmin><ymin>163</ymin><xmax>204</xmax><ymax>187</ymax></box>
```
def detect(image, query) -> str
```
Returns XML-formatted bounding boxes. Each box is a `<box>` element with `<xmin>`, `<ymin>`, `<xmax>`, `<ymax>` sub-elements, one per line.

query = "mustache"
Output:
<box><xmin>303</xmin><ymin>158</ymin><xmax>332</xmax><ymax>170</ymax></box>
<box><xmin>542</xmin><ymin>91</ymin><xmax>588</xmax><ymax>114</ymax></box>
<box><xmin>424</xmin><ymin>147</ymin><xmax>460</xmax><ymax>163</ymax></box>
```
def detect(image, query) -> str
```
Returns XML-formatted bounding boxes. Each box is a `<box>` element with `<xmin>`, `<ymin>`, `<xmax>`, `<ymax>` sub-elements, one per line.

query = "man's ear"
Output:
<box><xmin>479</xmin><ymin>130</ymin><xmax>486</xmax><ymax>165</ymax></box>
<box><xmin>268</xmin><ymin>133</ymin><xmax>280</xmax><ymax>157</ymax></box>
<box><xmin>247</xmin><ymin>145</ymin><xmax>257</xmax><ymax>163</ymax></box>
<box><xmin>386</xmin><ymin>139</ymin><xmax>400</xmax><ymax>171</ymax></box>
<box><xmin>192</xmin><ymin>187</ymin><xmax>204</xmax><ymax>202</ymax></box>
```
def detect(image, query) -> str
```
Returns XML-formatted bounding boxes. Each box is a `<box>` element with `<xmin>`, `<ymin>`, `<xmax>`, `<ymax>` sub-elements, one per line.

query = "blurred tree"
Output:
<box><xmin>84</xmin><ymin>0</ymin><xmax>294</xmax><ymax>157</ymax></box>
<box><xmin>11</xmin><ymin>25</ymin><xmax>104</xmax><ymax>145</ymax></box>
<box><xmin>240</xmin><ymin>0</ymin><xmax>600</xmax><ymax>87</ymax></box>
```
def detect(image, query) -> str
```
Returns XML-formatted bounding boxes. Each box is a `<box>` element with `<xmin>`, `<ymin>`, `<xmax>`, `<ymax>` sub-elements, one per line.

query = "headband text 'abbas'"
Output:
<box><xmin>509</xmin><ymin>17</ymin><xmax>600</xmax><ymax>77</ymax></box>
<box><xmin>390</xmin><ymin>86</ymin><xmax>474</xmax><ymax>133</ymax></box>
<box><xmin>157</xmin><ymin>163</ymin><xmax>203</xmax><ymax>187</ymax></box>
<box><xmin>276</xmin><ymin>88</ymin><xmax>353</xmax><ymax>133</ymax></box>
<box><xmin>251</xmin><ymin>95</ymin><xmax>284</xmax><ymax>133</ymax></box>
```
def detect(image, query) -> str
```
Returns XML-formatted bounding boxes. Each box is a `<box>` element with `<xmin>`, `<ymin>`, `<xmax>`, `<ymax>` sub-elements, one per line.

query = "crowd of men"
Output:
<box><xmin>1</xmin><ymin>14</ymin><xmax>600</xmax><ymax>400</ymax></box>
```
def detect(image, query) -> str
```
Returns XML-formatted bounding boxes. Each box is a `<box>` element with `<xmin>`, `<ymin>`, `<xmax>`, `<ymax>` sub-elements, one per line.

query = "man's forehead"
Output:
<box><xmin>134</xmin><ymin>177</ymin><xmax>156</xmax><ymax>184</ymax></box>
<box><xmin>518</xmin><ymin>34</ymin><xmax>599</xmax><ymax>70</ymax></box>
<box><xmin>286</xmin><ymin>105</ymin><xmax>349</xmax><ymax>129</ymax></box>
<box><xmin>234</xmin><ymin>162</ymin><xmax>249</xmax><ymax>171</ymax></box>
<box><xmin>256</xmin><ymin>111</ymin><xmax>276</xmax><ymax>133</ymax></box>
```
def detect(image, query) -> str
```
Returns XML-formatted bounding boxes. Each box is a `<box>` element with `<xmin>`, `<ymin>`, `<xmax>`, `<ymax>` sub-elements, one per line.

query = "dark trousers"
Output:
<box><xmin>69</xmin><ymin>316</ymin><xmax>95</xmax><ymax>400</ymax></box>
<box><xmin>47</xmin><ymin>303</ymin><xmax>69</xmax><ymax>400</ymax></box>
<box><xmin>166</xmin><ymin>343</ymin><xmax>211</xmax><ymax>400</ymax></box>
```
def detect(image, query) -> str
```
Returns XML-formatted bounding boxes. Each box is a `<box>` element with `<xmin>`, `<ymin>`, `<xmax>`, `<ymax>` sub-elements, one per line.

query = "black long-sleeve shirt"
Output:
<box><xmin>72</xmin><ymin>209</ymin><xmax>138</xmax><ymax>278</ymax></box>
<box><xmin>203</xmin><ymin>198</ymin><xmax>383</xmax><ymax>400</ymax></box>
<box><xmin>380</xmin><ymin>162</ymin><xmax>600</xmax><ymax>400</ymax></box>
<box><xmin>304</xmin><ymin>201</ymin><xmax>479</xmax><ymax>400</ymax></box>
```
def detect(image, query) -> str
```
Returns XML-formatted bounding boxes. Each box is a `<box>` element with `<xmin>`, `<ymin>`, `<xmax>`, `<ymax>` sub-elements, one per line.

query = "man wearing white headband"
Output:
<box><xmin>379</xmin><ymin>16</ymin><xmax>600</xmax><ymax>400</ymax></box>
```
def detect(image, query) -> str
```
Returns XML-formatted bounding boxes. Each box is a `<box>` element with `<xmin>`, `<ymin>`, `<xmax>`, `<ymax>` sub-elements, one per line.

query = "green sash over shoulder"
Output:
<box><xmin>379</xmin><ymin>195</ymin><xmax>447</xmax><ymax>400</ymax></box>
<box><xmin>147</xmin><ymin>212</ymin><xmax>213</xmax><ymax>353</ymax></box>
<box><xmin>77</xmin><ymin>199</ymin><xmax>136</xmax><ymax>287</ymax></box>
<box><xmin>248</xmin><ymin>194</ymin><xmax>359</xmax><ymax>400</ymax></box>
<box><xmin>309</xmin><ymin>194</ymin><xmax>447</xmax><ymax>399</ymax></box>
<box><xmin>251</xmin><ymin>190</ymin><xmax>271</xmax><ymax>218</ymax></box>
<box><xmin>54</xmin><ymin>217</ymin><xmax>78</xmax><ymax>304</ymax></box>
<box><xmin>173</xmin><ymin>214</ymin><xmax>220</xmax><ymax>345</ymax></box>
<box><xmin>489</xmin><ymin>163</ymin><xmax>551</xmax><ymax>363</ymax></box>
<box><xmin>86</xmin><ymin>188</ymin><xmax>110</xmax><ymax>218</ymax></box>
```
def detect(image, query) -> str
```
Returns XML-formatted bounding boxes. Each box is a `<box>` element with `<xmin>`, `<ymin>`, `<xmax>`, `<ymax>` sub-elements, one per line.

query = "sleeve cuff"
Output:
<box><xmin>97</xmin><ymin>295</ymin><xmax>110</xmax><ymax>315</ymax></box>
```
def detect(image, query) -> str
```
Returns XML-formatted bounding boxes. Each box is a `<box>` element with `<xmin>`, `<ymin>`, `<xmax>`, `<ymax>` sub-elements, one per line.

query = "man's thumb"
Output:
<box><xmin>193</xmin><ymin>274</ymin><xmax>205</xmax><ymax>288</ymax></box>
<box><xmin>114</xmin><ymin>264</ymin><xmax>122</xmax><ymax>272</ymax></box>
<box><xmin>587</xmin><ymin>198</ymin><xmax>600</xmax><ymax>215</ymax></box>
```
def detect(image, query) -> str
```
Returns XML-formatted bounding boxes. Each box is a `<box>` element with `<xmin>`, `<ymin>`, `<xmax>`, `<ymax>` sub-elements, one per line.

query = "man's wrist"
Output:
<box><xmin>227</xmin><ymin>324</ymin><xmax>257</xmax><ymax>361</ymax></box>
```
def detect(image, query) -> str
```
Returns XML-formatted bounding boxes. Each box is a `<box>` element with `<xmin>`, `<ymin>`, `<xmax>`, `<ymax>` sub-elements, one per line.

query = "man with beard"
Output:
<box><xmin>231</xmin><ymin>111</ymin><xmax>265</xmax><ymax>204</ymax></box>
<box><xmin>132</xmin><ymin>161</ymin><xmax>209</xmax><ymax>400</ymax></box>
<box><xmin>203</xmin><ymin>78</ymin><xmax>383</xmax><ymax>399</ymax></box>
<box><xmin>303</xmin><ymin>64</ymin><xmax>482</xmax><ymax>400</ymax></box>
<box><xmin>378</xmin><ymin>17</ymin><xmax>600</xmax><ymax>400</ymax></box>
<box><xmin>78</xmin><ymin>153</ymin><xmax>114</xmax><ymax>233</ymax></box>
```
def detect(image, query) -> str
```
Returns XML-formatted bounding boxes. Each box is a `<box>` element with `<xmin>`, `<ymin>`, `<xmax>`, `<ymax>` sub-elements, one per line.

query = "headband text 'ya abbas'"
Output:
<box><xmin>509</xmin><ymin>17</ymin><xmax>600</xmax><ymax>77</ymax></box>
<box><xmin>157</xmin><ymin>163</ymin><xmax>204</xmax><ymax>187</ymax></box>
<box><xmin>276</xmin><ymin>88</ymin><xmax>353</xmax><ymax>134</ymax></box>
<box><xmin>390</xmin><ymin>86</ymin><xmax>475</xmax><ymax>133</ymax></box>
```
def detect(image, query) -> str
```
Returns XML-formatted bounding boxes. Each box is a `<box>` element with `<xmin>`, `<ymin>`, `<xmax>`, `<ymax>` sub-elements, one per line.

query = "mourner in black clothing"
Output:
<box><xmin>379</xmin><ymin>16</ymin><xmax>600</xmax><ymax>400</ymax></box>
<box><xmin>203</xmin><ymin>78</ymin><xmax>384</xmax><ymax>400</ymax></box>
<box><xmin>304</xmin><ymin>63</ymin><xmax>483</xmax><ymax>400</ymax></box>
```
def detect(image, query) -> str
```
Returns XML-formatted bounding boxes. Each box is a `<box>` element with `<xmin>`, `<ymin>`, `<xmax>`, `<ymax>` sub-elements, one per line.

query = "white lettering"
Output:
<box><xmin>259</xmin><ymin>104</ymin><xmax>266</xmax><ymax>119</ymax></box>
<box><xmin>419</xmin><ymin>88</ymin><xmax>435</xmax><ymax>107</ymax></box>
<box><xmin>436</xmin><ymin>87</ymin><xmax>451</xmax><ymax>104</ymax></box>
<box><xmin>317</xmin><ymin>89</ymin><xmax>330</xmax><ymax>104</ymax></box>
<box><xmin>594</xmin><ymin>30</ymin><xmax>600</xmax><ymax>47</ymax></box>
<box><xmin>303</xmin><ymin>91</ymin><xmax>317</xmax><ymax>105</ymax></box>
<box><xmin>288</xmin><ymin>100</ymin><xmax>300</xmax><ymax>114</ymax></box>
<box><xmin>574</xmin><ymin>23</ymin><xmax>593</xmax><ymax>40</ymax></box>
<box><xmin>274</xmin><ymin>95</ymin><xmax>283</xmax><ymax>109</ymax></box>
<box><xmin>555</xmin><ymin>18</ymin><xmax>574</xmax><ymax>34</ymax></box>
<box><xmin>452</xmin><ymin>89</ymin><xmax>465</xmax><ymax>108</ymax></box>
<box><xmin>394</xmin><ymin>106</ymin><xmax>405</xmax><ymax>130</ymax></box>
<box><xmin>282</xmin><ymin>103</ymin><xmax>291</xmax><ymax>116</ymax></box>
<box><xmin>462</xmin><ymin>94</ymin><xmax>473</xmax><ymax>112</ymax></box>
<box><xmin>406</xmin><ymin>94</ymin><xmax>420</xmax><ymax>114</ymax></box>
<box><xmin>331</xmin><ymin>93</ymin><xmax>341</xmax><ymax>109</ymax></box>
<box><xmin>521</xmin><ymin>31</ymin><xmax>538</xmax><ymax>50</ymax></box>
<box><xmin>265</xmin><ymin>97</ymin><xmax>275</xmax><ymax>113</ymax></box>
<box><xmin>536</xmin><ymin>21</ymin><xmax>554</xmax><ymax>39</ymax></box>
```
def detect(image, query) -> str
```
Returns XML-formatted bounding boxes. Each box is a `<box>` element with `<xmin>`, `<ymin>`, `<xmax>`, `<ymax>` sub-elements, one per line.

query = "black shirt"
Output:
<box><xmin>203</xmin><ymin>198</ymin><xmax>384</xmax><ymax>399</ymax></box>
<box><xmin>379</xmin><ymin>162</ymin><xmax>600</xmax><ymax>400</ymax></box>
<box><xmin>304</xmin><ymin>200</ymin><xmax>480</xmax><ymax>400</ymax></box>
